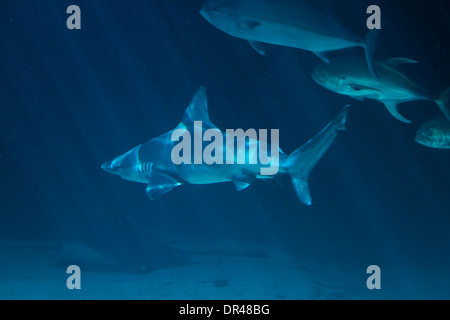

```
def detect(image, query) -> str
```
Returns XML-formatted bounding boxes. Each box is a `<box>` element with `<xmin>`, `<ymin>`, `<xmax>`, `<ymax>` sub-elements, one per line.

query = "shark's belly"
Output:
<box><xmin>174</xmin><ymin>164</ymin><xmax>234</xmax><ymax>185</ymax></box>
<box><xmin>172</xmin><ymin>163</ymin><xmax>270</xmax><ymax>185</ymax></box>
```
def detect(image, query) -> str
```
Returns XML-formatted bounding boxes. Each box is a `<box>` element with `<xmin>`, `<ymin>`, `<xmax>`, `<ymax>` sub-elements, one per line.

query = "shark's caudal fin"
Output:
<box><xmin>286</xmin><ymin>106</ymin><xmax>350</xmax><ymax>206</ymax></box>
<box><xmin>362</xmin><ymin>30</ymin><xmax>379</xmax><ymax>78</ymax></box>
<box><xmin>435</xmin><ymin>86</ymin><xmax>450</xmax><ymax>121</ymax></box>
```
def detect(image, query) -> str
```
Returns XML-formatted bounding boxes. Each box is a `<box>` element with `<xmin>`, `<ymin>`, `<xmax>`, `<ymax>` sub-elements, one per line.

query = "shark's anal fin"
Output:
<box><xmin>248</xmin><ymin>41</ymin><xmax>265</xmax><ymax>55</ymax></box>
<box><xmin>234</xmin><ymin>181</ymin><xmax>251</xmax><ymax>191</ymax></box>
<box><xmin>146</xmin><ymin>173</ymin><xmax>182</xmax><ymax>200</ymax></box>
<box><xmin>233</xmin><ymin>171</ymin><xmax>257</xmax><ymax>191</ymax></box>
<box><xmin>382</xmin><ymin>101</ymin><xmax>412</xmax><ymax>123</ymax></box>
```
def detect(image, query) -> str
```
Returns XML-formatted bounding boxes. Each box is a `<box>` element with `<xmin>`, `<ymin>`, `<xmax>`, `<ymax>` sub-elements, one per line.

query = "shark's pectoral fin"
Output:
<box><xmin>383</xmin><ymin>101</ymin><xmax>412</xmax><ymax>123</ymax></box>
<box><xmin>233</xmin><ymin>171</ymin><xmax>257</xmax><ymax>191</ymax></box>
<box><xmin>146</xmin><ymin>173</ymin><xmax>182</xmax><ymax>200</ymax></box>
<box><xmin>291</xmin><ymin>178</ymin><xmax>311</xmax><ymax>206</ymax></box>
<box><xmin>248</xmin><ymin>40</ymin><xmax>265</xmax><ymax>55</ymax></box>
<box><xmin>313</xmin><ymin>51</ymin><xmax>330</xmax><ymax>63</ymax></box>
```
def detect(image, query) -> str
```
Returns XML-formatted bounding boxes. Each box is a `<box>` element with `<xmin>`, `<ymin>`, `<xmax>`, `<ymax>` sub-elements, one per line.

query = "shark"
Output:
<box><xmin>312</xmin><ymin>56</ymin><xmax>450</xmax><ymax>123</ymax></box>
<box><xmin>101</xmin><ymin>87</ymin><xmax>349</xmax><ymax>205</ymax></box>
<box><xmin>200</xmin><ymin>0</ymin><xmax>378</xmax><ymax>76</ymax></box>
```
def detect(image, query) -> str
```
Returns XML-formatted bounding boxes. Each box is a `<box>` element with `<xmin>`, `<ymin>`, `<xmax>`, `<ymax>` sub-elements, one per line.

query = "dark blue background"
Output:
<box><xmin>0</xmin><ymin>0</ymin><xmax>449</xmax><ymax>286</ymax></box>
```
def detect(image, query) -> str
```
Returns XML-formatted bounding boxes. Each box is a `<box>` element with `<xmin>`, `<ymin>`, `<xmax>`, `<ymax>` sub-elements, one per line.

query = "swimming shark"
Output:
<box><xmin>101</xmin><ymin>87</ymin><xmax>349</xmax><ymax>205</ymax></box>
<box><xmin>200</xmin><ymin>0</ymin><xmax>378</xmax><ymax>76</ymax></box>
<box><xmin>312</xmin><ymin>57</ymin><xmax>450</xmax><ymax>123</ymax></box>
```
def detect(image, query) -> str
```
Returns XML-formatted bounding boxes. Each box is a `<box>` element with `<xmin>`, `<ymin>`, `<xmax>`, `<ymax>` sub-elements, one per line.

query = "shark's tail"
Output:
<box><xmin>286</xmin><ymin>106</ymin><xmax>350</xmax><ymax>206</ymax></box>
<box><xmin>363</xmin><ymin>30</ymin><xmax>380</xmax><ymax>78</ymax></box>
<box><xmin>435</xmin><ymin>86</ymin><xmax>450</xmax><ymax>121</ymax></box>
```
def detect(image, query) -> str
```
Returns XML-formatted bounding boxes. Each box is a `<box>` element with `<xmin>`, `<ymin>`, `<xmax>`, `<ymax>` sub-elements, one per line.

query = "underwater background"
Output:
<box><xmin>0</xmin><ymin>0</ymin><xmax>449</xmax><ymax>299</ymax></box>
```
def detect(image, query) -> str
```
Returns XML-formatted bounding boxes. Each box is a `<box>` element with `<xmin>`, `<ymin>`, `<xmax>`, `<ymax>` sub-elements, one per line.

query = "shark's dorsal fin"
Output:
<box><xmin>178</xmin><ymin>86</ymin><xmax>218</xmax><ymax>130</ymax></box>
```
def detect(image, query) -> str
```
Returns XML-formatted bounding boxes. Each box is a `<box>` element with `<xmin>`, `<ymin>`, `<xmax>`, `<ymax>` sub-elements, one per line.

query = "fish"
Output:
<box><xmin>312</xmin><ymin>56</ymin><xmax>450</xmax><ymax>123</ymax></box>
<box><xmin>199</xmin><ymin>0</ymin><xmax>378</xmax><ymax>76</ymax></box>
<box><xmin>415</xmin><ymin>115</ymin><xmax>450</xmax><ymax>149</ymax></box>
<box><xmin>101</xmin><ymin>86</ymin><xmax>349</xmax><ymax>205</ymax></box>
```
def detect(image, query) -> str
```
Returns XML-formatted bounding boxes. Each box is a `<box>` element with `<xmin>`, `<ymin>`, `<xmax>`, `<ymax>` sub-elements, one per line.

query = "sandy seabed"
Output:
<box><xmin>0</xmin><ymin>238</ymin><xmax>448</xmax><ymax>300</ymax></box>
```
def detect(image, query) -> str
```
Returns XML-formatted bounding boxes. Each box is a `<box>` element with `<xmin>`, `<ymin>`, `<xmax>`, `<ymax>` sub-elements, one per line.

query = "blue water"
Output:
<box><xmin>0</xmin><ymin>0</ymin><xmax>449</xmax><ymax>299</ymax></box>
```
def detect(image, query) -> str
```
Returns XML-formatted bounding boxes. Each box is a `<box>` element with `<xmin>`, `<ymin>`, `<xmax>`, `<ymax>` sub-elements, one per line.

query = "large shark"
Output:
<box><xmin>200</xmin><ymin>0</ymin><xmax>378</xmax><ymax>76</ymax></box>
<box><xmin>101</xmin><ymin>87</ymin><xmax>349</xmax><ymax>205</ymax></box>
<box><xmin>312</xmin><ymin>57</ymin><xmax>450</xmax><ymax>123</ymax></box>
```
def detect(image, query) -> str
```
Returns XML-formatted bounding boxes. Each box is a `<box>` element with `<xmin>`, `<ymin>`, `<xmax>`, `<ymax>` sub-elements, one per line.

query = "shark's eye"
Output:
<box><xmin>423</xmin><ymin>129</ymin><xmax>433</xmax><ymax>136</ymax></box>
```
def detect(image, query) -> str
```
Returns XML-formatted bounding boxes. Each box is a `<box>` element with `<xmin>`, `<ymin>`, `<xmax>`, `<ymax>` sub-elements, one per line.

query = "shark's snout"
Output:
<box><xmin>101</xmin><ymin>160</ymin><xmax>119</xmax><ymax>174</ymax></box>
<box><xmin>101</xmin><ymin>161</ymin><xmax>111</xmax><ymax>172</ymax></box>
<box><xmin>200</xmin><ymin>1</ymin><xmax>218</xmax><ymax>21</ymax></box>
<box><xmin>200</xmin><ymin>0</ymin><xmax>234</xmax><ymax>24</ymax></box>
<box><xmin>201</xmin><ymin>0</ymin><xmax>219</xmax><ymax>13</ymax></box>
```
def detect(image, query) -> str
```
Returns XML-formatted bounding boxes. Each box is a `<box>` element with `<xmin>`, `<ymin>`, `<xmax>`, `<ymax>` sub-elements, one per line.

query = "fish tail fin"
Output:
<box><xmin>363</xmin><ymin>30</ymin><xmax>380</xmax><ymax>78</ymax></box>
<box><xmin>435</xmin><ymin>86</ymin><xmax>450</xmax><ymax>121</ymax></box>
<box><xmin>287</xmin><ymin>106</ymin><xmax>350</xmax><ymax>206</ymax></box>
